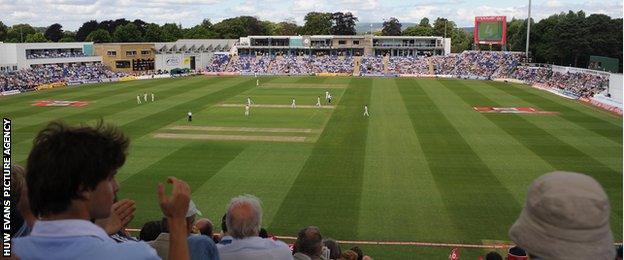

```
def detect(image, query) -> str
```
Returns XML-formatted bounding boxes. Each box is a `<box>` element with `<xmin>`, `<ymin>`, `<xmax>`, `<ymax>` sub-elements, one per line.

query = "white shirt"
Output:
<box><xmin>188</xmin><ymin>112</ymin><xmax>192</xmax><ymax>116</ymax></box>
<box><xmin>14</xmin><ymin>220</ymin><xmax>158</xmax><ymax>260</ymax></box>
<box><xmin>217</xmin><ymin>236</ymin><xmax>292</xmax><ymax>260</ymax></box>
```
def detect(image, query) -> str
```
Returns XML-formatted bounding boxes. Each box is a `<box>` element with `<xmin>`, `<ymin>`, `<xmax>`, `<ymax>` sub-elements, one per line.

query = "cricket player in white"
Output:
<box><xmin>143</xmin><ymin>93</ymin><xmax>148</xmax><ymax>102</ymax></box>
<box><xmin>256</xmin><ymin>79</ymin><xmax>259</xmax><ymax>87</ymax></box>
<box><xmin>247</xmin><ymin>97</ymin><xmax>254</xmax><ymax>106</ymax></box>
<box><xmin>364</xmin><ymin>105</ymin><xmax>370</xmax><ymax>117</ymax></box>
<box><xmin>316</xmin><ymin>96</ymin><xmax>321</xmax><ymax>107</ymax></box>
<box><xmin>136</xmin><ymin>95</ymin><xmax>141</xmax><ymax>104</ymax></box>
<box><xmin>245</xmin><ymin>104</ymin><xmax>250</xmax><ymax>116</ymax></box>
<box><xmin>151</xmin><ymin>93</ymin><xmax>154</xmax><ymax>102</ymax></box>
<box><xmin>325</xmin><ymin>91</ymin><xmax>329</xmax><ymax>101</ymax></box>
<box><xmin>327</xmin><ymin>94</ymin><xmax>332</xmax><ymax>104</ymax></box>
<box><xmin>187</xmin><ymin>111</ymin><xmax>192</xmax><ymax>122</ymax></box>
<box><xmin>291</xmin><ymin>98</ymin><xmax>296</xmax><ymax>109</ymax></box>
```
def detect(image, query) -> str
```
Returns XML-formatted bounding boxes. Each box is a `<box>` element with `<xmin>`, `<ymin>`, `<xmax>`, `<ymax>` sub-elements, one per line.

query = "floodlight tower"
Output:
<box><xmin>525</xmin><ymin>0</ymin><xmax>532</xmax><ymax>59</ymax></box>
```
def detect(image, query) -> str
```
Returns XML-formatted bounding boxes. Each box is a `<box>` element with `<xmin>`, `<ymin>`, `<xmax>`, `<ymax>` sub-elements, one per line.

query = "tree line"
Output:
<box><xmin>0</xmin><ymin>10</ymin><xmax>621</xmax><ymax>69</ymax></box>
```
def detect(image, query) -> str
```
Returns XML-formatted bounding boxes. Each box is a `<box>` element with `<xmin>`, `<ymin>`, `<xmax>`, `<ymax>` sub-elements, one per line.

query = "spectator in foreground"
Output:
<box><xmin>95</xmin><ymin>198</ymin><xmax>138</xmax><ymax>242</ymax></box>
<box><xmin>218</xmin><ymin>213</ymin><xmax>232</xmax><ymax>245</ymax></box>
<box><xmin>12</xmin><ymin>121</ymin><xmax>191</xmax><ymax>260</ymax></box>
<box><xmin>141</xmin><ymin>220</ymin><xmax>164</xmax><ymax>242</ymax></box>
<box><xmin>509</xmin><ymin>171</ymin><xmax>615</xmax><ymax>260</ymax></box>
<box><xmin>217</xmin><ymin>194</ymin><xmax>292</xmax><ymax>260</ymax></box>
<box><xmin>293</xmin><ymin>226</ymin><xmax>326</xmax><ymax>260</ymax></box>
<box><xmin>323</xmin><ymin>239</ymin><xmax>341</xmax><ymax>260</ymax></box>
<box><xmin>484</xmin><ymin>251</ymin><xmax>503</xmax><ymax>260</ymax></box>
<box><xmin>149</xmin><ymin>200</ymin><xmax>219</xmax><ymax>260</ymax></box>
<box><xmin>340</xmin><ymin>250</ymin><xmax>358</xmax><ymax>260</ymax></box>
<box><xmin>196</xmin><ymin>218</ymin><xmax>213</xmax><ymax>237</ymax></box>
<box><xmin>10</xmin><ymin>164</ymin><xmax>36</xmax><ymax>238</ymax></box>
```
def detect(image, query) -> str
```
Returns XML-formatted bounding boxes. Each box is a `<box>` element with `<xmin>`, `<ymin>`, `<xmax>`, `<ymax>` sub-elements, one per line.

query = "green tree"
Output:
<box><xmin>274</xmin><ymin>20</ymin><xmax>300</xmax><ymax>35</ymax></box>
<box><xmin>60</xmin><ymin>31</ymin><xmax>76</xmax><ymax>42</ymax></box>
<box><xmin>331</xmin><ymin>12</ymin><xmax>358</xmax><ymax>35</ymax></box>
<box><xmin>44</xmin><ymin>23</ymin><xmax>63</xmax><ymax>42</ymax></box>
<box><xmin>76</xmin><ymin>20</ymin><xmax>99</xmax><ymax>41</ymax></box>
<box><xmin>143</xmin><ymin>23</ymin><xmax>163</xmax><ymax>42</ymax></box>
<box><xmin>212</xmin><ymin>16</ymin><xmax>269</xmax><ymax>39</ymax></box>
<box><xmin>0</xmin><ymin>21</ymin><xmax>8</xmax><ymax>41</ymax></box>
<box><xmin>86</xmin><ymin>29</ymin><xmax>112</xmax><ymax>43</ymax></box>
<box><xmin>451</xmin><ymin>28</ymin><xmax>471</xmax><ymax>53</ymax></box>
<box><xmin>432</xmin><ymin>18</ymin><xmax>455</xmax><ymax>37</ymax></box>
<box><xmin>161</xmin><ymin>23</ymin><xmax>184</xmax><ymax>41</ymax></box>
<box><xmin>201</xmin><ymin>18</ymin><xmax>213</xmax><ymax>30</ymax></box>
<box><xmin>419</xmin><ymin>17</ymin><xmax>431</xmax><ymax>28</ymax></box>
<box><xmin>402</xmin><ymin>25</ymin><xmax>434</xmax><ymax>36</ymax></box>
<box><xmin>183</xmin><ymin>25</ymin><xmax>217</xmax><ymax>39</ymax></box>
<box><xmin>5</xmin><ymin>24</ymin><xmax>37</xmax><ymax>42</ymax></box>
<box><xmin>301</xmin><ymin>12</ymin><xmax>332</xmax><ymax>35</ymax></box>
<box><xmin>381</xmin><ymin>17</ymin><xmax>402</xmax><ymax>36</ymax></box>
<box><xmin>25</xmin><ymin>32</ymin><xmax>47</xmax><ymax>42</ymax></box>
<box><xmin>113</xmin><ymin>23</ymin><xmax>143</xmax><ymax>42</ymax></box>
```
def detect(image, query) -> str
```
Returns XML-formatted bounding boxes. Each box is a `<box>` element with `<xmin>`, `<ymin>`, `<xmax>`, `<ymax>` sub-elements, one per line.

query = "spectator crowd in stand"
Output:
<box><xmin>0</xmin><ymin>63</ymin><xmax>125</xmax><ymax>92</ymax></box>
<box><xmin>511</xmin><ymin>66</ymin><xmax>609</xmax><ymax>98</ymax></box>
<box><xmin>360</xmin><ymin>56</ymin><xmax>384</xmax><ymax>75</ymax></box>
<box><xmin>207</xmin><ymin>51</ymin><xmax>610</xmax><ymax>100</ymax></box>
<box><xmin>387</xmin><ymin>56</ymin><xmax>429</xmax><ymax>75</ymax></box>
<box><xmin>1</xmin><ymin>51</ymin><xmax>610</xmax><ymax>100</ymax></box>
<box><xmin>26</xmin><ymin>49</ymin><xmax>87</xmax><ymax>59</ymax></box>
<box><xmin>205</xmin><ymin>54</ymin><xmax>231</xmax><ymax>72</ymax></box>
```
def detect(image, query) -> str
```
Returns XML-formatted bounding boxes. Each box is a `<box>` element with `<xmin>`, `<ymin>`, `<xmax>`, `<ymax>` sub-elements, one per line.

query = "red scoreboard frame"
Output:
<box><xmin>473</xmin><ymin>16</ymin><xmax>507</xmax><ymax>45</ymax></box>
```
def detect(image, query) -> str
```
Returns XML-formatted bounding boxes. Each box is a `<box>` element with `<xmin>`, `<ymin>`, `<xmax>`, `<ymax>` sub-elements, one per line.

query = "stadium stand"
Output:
<box><xmin>1</xmin><ymin>51</ymin><xmax>611</xmax><ymax>101</ymax></box>
<box><xmin>387</xmin><ymin>56</ymin><xmax>430</xmax><ymax>75</ymax></box>
<box><xmin>0</xmin><ymin>63</ymin><xmax>125</xmax><ymax>92</ymax></box>
<box><xmin>205</xmin><ymin>54</ymin><xmax>231</xmax><ymax>72</ymax></box>
<box><xmin>360</xmin><ymin>56</ymin><xmax>385</xmax><ymax>75</ymax></box>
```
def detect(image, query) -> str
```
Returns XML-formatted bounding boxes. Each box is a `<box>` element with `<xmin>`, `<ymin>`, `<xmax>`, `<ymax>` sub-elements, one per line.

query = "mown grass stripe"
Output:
<box><xmin>120</xmin><ymin>142</ymin><xmax>246</xmax><ymax>228</ymax></box>
<box><xmin>446</xmin><ymin>81</ymin><xmax>623</xmax><ymax>238</ymax></box>
<box><xmin>396</xmin><ymin>78</ymin><xmax>520</xmax><ymax>242</ymax></box>
<box><xmin>488</xmin><ymin>82</ymin><xmax>622</xmax><ymax>144</ymax></box>
<box><xmin>357</xmin><ymin>78</ymin><xmax>460</xmax><ymax>242</ymax></box>
<box><xmin>269</xmin><ymin>77</ymin><xmax>372</xmax><ymax>239</ymax></box>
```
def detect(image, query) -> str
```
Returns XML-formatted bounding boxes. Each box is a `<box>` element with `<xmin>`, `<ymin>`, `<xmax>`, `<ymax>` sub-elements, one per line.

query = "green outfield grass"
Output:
<box><xmin>2</xmin><ymin>75</ymin><xmax>621</xmax><ymax>258</ymax></box>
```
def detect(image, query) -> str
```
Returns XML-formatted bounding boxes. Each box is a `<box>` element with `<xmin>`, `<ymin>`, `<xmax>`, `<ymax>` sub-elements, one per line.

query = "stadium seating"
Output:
<box><xmin>2</xmin><ymin>51</ymin><xmax>609</xmax><ymax>99</ymax></box>
<box><xmin>0</xmin><ymin>63</ymin><xmax>125</xmax><ymax>92</ymax></box>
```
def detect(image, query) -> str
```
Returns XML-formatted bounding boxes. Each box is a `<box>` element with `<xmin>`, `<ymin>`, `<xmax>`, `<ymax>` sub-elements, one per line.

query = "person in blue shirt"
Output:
<box><xmin>12</xmin><ymin>121</ymin><xmax>192</xmax><ymax>260</ymax></box>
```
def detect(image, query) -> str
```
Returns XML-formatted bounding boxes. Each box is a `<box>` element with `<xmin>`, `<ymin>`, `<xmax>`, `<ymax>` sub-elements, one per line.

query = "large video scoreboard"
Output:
<box><xmin>474</xmin><ymin>16</ymin><xmax>507</xmax><ymax>45</ymax></box>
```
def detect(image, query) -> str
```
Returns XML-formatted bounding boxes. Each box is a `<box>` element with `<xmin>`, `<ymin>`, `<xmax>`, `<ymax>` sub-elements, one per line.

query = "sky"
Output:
<box><xmin>0</xmin><ymin>0</ymin><xmax>622</xmax><ymax>30</ymax></box>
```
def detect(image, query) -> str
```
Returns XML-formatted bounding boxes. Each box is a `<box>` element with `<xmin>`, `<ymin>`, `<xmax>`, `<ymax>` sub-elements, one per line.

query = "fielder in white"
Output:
<box><xmin>325</xmin><ymin>91</ymin><xmax>329</xmax><ymax>102</ymax></box>
<box><xmin>143</xmin><ymin>93</ymin><xmax>148</xmax><ymax>102</ymax></box>
<box><xmin>316</xmin><ymin>96</ymin><xmax>321</xmax><ymax>107</ymax></box>
<box><xmin>136</xmin><ymin>95</ymin><xmax>141</xmax><ymax>104</ymax></box>
<box><xmin>291</xmin><ymin>98</ymin><xmax>296</xmax><ymax>109</ymax></box>
<box><xmin>247</xmin><ymin>97</ymin><xmax>254</xmax><ymax>106</ymax></box>
<box><xmin>151</xmin><ymin>93</ymin><xmax>155</xmax><ymax>102</ymax></box>
<box><xmin>364</xmin><ymin>105</ymin><xmax>370</xmax><ymax>117</ymax></box>
<box><xmin>256</xmin><ymin>79</ymin><xmax>259</xmax><ymax>87</ymax></box>
<box><xmin>245</xmin><ymin>104</ymin><xmax>250</xmax><ymax>116</ymax></box>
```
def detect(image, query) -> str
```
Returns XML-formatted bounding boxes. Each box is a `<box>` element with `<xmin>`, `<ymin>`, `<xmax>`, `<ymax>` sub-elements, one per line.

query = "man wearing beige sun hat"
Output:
<box><xmin>509</xmin><ymin>171</ymin><xmax>615</xmax><ymax>260</ymax></box>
